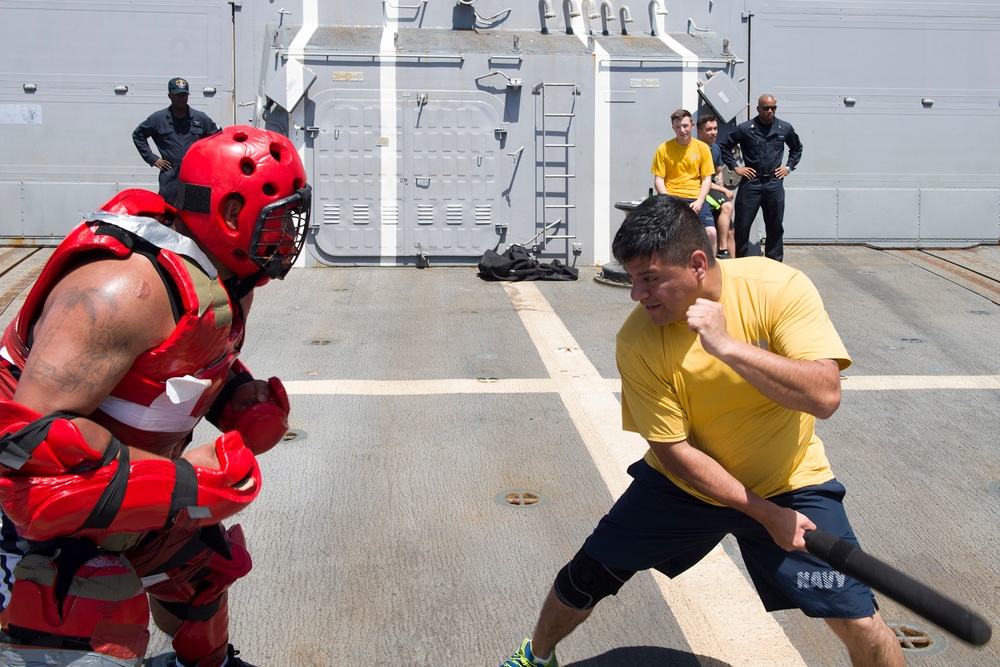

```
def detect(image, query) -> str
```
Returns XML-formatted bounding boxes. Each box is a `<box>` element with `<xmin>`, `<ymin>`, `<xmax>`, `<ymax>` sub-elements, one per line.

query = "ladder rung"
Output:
<box><xmin>544</xmin><ymin>143</ymin><xmax>575</xmax><ymax>148</ymax></box>
<box><xmin>547</xmin><ymin>235</ymin><xmax>576</xmax><ymax>239</ymax></box>
<box><xmin>544</xmin><ymin>174</ymin><xmax>576</xmax><ymax>178</ymax></box>
<box><xmin>544</xmin><ymin>113</ymin><xmax>576</xmax><ymax>117</ymax></box>
<box><xmin>545</xmin><ymin>204</ymin><xmax>576</xmax><ymax>209</ymax></box>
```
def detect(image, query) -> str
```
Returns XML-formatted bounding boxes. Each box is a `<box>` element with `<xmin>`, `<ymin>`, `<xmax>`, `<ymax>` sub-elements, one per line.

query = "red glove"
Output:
<box><xmin>219</xmin><ymin>377</ymin><xmax>290</xmax><ymax>455</ymax></box>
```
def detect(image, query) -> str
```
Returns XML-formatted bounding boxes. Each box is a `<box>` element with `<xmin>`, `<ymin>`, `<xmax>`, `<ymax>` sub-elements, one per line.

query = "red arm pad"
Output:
<box><xmin>0</xmin><ymin>401</ymin><xmax>105</xmax><ymax>475</ymax></box>
<box><xmin>229</xmin><ymin>359</ymin><xmax>251</xmax><ymax>377</ymax></box>
<box><xmin>218</xmin><ymin>376</ymin><xmax>290</xmax><ymax>455</ymax></box>
<box><xmin>0</xmin><ymin>431</ymin><xmax>261</xmax><ymax>543</ymax></box>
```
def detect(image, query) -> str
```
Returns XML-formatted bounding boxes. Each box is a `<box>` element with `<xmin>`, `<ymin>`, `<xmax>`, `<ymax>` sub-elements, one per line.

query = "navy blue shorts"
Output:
<box><xmin>582</xmin><ymin>460</ymin><xmax>877</xmax><ymax>618</ymax></box>
<box><xmin>682</xmin><ymin>197</ymin><xmax>715</xmax><ymax>229</ymax></box>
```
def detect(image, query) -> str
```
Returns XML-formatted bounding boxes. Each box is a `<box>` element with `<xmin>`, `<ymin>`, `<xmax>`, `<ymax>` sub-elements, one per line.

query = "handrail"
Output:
<box><xmin>598</xmin><ymin>55</ymin><xmax>745</xmax><ymax>65</ymax></box>
<box><xmin>279</xmin><ymin>50</ymin><xmax>464</xmax><ymax>62</ymax></box>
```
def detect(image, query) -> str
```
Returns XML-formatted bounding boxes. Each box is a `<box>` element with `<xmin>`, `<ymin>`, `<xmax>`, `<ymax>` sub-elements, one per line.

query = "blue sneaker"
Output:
<box><xmin>501</xmin><ymin>639</ymin><xmax>558</xmax><ymax>667</ymax></box>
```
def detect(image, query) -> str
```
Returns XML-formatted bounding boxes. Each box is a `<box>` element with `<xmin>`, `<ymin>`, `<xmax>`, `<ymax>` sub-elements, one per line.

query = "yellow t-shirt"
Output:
<box><xmin>650</xmin><ymin>138</ymin><xmax>715</xmax><ymax>199</ymax></box>
<box><xmin>616</xmin><ymin>258</ymin><xmax>851</xmax><ymax>504</ymax></box>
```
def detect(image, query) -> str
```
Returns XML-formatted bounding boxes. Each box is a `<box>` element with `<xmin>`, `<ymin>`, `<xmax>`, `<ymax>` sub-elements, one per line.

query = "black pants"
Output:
<box><xmin>733</xmin><ymin>178</ymin><xmax>786</xmax><ymax>262</ymax></box>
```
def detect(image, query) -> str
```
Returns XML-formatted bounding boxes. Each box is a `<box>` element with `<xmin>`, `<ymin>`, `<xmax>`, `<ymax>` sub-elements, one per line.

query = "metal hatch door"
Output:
<box><xmin>311</xmin><ymin>96</ymin><xmax>500</xmax><ymax>263</ymax></box>
<box><xmin>312</xmin><ymin>99</ymin><xmax>397</xmax><ymax>258</ymax></box>
<box><xmin>404</xmin><ymin>98</ymin><xmax>501</xmax><ymax>262</ymax></box>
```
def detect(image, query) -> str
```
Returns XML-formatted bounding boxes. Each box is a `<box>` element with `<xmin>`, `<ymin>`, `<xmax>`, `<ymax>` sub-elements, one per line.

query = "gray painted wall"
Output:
<box><xmin>1</xmin><ymin>0</ymin><xmax>996</xmax><ymax>264</ymax></box>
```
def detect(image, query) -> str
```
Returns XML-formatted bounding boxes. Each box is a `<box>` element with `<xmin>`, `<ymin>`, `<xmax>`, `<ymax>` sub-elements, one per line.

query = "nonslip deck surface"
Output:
<box><xmin>0</xmin><ymin>245</ymin><xmax>997</xmax><ymax>666</ymax></box>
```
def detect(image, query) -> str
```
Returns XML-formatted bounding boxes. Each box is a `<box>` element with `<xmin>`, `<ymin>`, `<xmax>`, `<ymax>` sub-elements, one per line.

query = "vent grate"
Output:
<box><xmin>352</xmin><ymin>203</ymin><xmax>370</xmax><ymax>224</ymax></box>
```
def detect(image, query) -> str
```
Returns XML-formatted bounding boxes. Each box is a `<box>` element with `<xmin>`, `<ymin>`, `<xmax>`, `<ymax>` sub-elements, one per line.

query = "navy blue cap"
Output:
<box><xmin>168</xmin><ymin>77</ymin><xmax>190</xmax><ymax>94</ymax></box>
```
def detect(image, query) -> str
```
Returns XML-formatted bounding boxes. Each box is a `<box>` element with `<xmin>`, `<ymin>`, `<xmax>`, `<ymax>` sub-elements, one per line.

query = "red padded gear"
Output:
<box><xmin>100</xmin><ymin>188</ymin><xmax>177</xmax><ymax>223</ymax></box>
<box><xmin>0</xmin><ymin>431</ymin><xmax>261</xmax><ymax>543</ymax></box>
<box><xmin>0</xmin><ymin>554</ymin><xmax>150</xmax><ymax>660</ymax></box>
<box><xmin>218</xmin><ymin>377</ymin><xmax>289</xmax><ymax>455</ymax></box>
<box><xmin>228</xmin><ymin>359</ymin><xmax>252</xmax><ymax>379</ymax></box>
<box><xmin>171</xmin><ymin>595</ymin><xmax>231</xmax><ymax>667</ymax></box>
<box><xmin>0</xmin><ymin>401</ymin><xmax>104</xmax><ymax>476</ymax></box>
<box><xmin>157</xmin><ymin>525</ymin><xmax>252</xmax><ymax>667</ymax></box>
<box><xmin>177</xmin><ymin>126</ymin><xmax>309</xmax><ymax>280</ymax></box>
<box><xmin>0</xmin><ymin>205</ymin><xmax>245</xmax><ymax>459</ymax></box>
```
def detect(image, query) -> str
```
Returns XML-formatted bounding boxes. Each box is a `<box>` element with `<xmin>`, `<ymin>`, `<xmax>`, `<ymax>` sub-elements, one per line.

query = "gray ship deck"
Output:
<box><xmin>0</xmin><ymin>245</ymin><xmax>997</xmax><ymax>666</ymax></box>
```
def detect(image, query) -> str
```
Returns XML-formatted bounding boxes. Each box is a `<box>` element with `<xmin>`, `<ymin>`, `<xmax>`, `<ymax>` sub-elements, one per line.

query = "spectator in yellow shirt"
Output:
<box><xmin>650</xmin><ymin>109</ymin><xmax>717</xmax><ymax>250</ymax></box>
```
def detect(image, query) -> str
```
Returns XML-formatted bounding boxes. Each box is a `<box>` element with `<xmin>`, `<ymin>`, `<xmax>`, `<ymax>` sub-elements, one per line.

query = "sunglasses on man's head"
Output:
<box><xmin>760</xmin><ymin>105</ymin><xmax>777</xmax><ymax>111</ymax></box>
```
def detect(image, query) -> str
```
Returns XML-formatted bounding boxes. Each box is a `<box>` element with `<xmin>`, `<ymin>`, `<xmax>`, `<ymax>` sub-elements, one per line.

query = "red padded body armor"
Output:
<box><xmin>0</xmin><ymin>213</ymin><xmax>248</xmax><ymax>457</ymax></box>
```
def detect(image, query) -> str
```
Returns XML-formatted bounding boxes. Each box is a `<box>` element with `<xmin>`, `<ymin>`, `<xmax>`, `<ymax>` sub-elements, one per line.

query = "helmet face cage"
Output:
<box><xmin>248</xmin><ymin>184</ymin><xmax>312</xmax><ymax>279</ymax></box>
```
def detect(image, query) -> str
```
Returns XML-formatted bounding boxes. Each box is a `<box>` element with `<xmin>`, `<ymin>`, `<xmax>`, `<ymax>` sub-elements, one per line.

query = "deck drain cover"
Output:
<box><xmin>496</xmin><ymin>490</ymin><xmax>548</xmax><ymax>508</ymax></box>
<box><xmin>988</xmin><ymin>481</ymin><xmax>1000</xmax><ymax>495</ymax></box>
<box><xmin>308</xmin><ymin>340</ymin><xmax>332</xmax><ymax>346</ymax></box>
<box><xmin>282</xmin><ymin>429</ymin><xmax>306</xmax><ymax>443</ymax></box>
<box><xmin>885</xmin><ymin>619</ymin><xmax>947</xmax><ymax>656</ymax></box>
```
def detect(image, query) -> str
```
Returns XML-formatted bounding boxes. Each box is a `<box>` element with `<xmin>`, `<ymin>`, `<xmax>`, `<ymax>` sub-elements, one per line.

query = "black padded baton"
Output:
<box><xmin>804</xmin><ymin>528</ymin><xmax>992</xmax><ymax>646</ymax></box>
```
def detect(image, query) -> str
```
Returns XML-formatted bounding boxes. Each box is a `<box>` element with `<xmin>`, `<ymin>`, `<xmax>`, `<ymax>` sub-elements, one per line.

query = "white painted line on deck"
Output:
<box><xmin>285</xmin><ymin>378</ymin><xmax>558</xmax><ymax>395</ymax></box>
<box><xmin>839</xmin><ymin>375</ymin><xmax>1000</xmax><ymax>390</ymax></box>
<box><xmin>284</xmin><ymin>375</ymin><xmax>1000</xmax><ymax>395</ymax></box>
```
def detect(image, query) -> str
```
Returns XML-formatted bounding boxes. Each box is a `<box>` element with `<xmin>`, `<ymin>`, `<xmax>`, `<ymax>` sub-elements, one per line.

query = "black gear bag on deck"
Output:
<box><xmin>477</xmin><ymin>244</ymin><xmax>578</xmax><ymax>281</ymax></box>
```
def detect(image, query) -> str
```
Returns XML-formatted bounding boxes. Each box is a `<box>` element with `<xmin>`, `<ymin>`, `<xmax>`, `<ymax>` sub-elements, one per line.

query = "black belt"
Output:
<box><xmin>753</xmin><ymin>174</ymin><xmax>776</xmax><ymax>182</ymax></box>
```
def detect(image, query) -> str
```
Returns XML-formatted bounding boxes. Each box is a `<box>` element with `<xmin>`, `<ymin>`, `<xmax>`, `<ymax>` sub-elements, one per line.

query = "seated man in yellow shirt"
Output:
<box><xmin>501</xmin><ymin>195</ymin><xmax>904</xmax><ymax>667</ymax></box>
<box><xmin>650</xmin><ymin>109</ymin><xmax>717</xmax><ymax>250</ymax></box>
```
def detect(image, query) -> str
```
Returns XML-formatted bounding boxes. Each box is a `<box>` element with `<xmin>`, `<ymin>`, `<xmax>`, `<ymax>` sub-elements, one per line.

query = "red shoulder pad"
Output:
<box><xmin>99</xmin><ymin>189</ymin><xmax>177</xmax><ymax>223</ymax></box>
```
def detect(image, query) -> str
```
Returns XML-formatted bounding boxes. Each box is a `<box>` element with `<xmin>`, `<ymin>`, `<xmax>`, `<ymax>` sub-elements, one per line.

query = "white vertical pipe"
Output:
<box><xmin>651</xmin><ymin>3</ymin><xmax>699</xmax><ymax>113</ymax></box>
<box><xmin>287</xmin><ymin>1</ymin><xmax>318</xmax><ymax>268</ymax></box>
<box><xmin>576</xmin><ymin>23</ymin><xmax>612</xmax><ymax>264</ymax></box>
<box><xmin>380</xmin><ymin>5</ymin><xmax>400</xmax><ymax>264</ymax></box>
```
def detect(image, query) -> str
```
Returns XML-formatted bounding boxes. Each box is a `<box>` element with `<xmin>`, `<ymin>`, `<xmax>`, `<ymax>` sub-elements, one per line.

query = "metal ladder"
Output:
<box><xmin>531</xmin><ymin>81</ymin><xmax>579</xmax><ymax>255</ymax></box>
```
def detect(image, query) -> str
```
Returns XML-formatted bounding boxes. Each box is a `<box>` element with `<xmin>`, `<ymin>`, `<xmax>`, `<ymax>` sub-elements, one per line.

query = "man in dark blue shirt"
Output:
<box><xmin>133</xmin><ymin>77</ymin><xmax>221</xmax><ymax>206</ymax></box>
<box><xmin>720</xmin><ymin>94</ymin><xmax>803</xmax><ymax>262</ymax></box>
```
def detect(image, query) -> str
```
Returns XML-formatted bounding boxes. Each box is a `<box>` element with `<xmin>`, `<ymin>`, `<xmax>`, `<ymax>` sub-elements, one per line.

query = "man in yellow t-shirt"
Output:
<box><xmin>500</xmin><ymin>196</ymin><xmax>904</xmax><ymax>667</ymax></box>
<box><xmin>650</xmin><ymin>109</ymin><xmax>717</xmax><ymax>250</ymax></box>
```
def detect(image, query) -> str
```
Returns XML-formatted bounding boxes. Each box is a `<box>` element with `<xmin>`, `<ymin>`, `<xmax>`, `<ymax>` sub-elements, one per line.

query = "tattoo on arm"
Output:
<box><xmin>29</xmin><ymin>288</ymin><xmax>135</xmax><ymax>396</ymax></box>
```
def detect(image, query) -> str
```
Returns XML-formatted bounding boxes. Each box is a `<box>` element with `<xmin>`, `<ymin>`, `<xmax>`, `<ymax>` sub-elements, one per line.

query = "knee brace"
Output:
<box><xmin>553</xmin><ymin>549</ymin><xmax>635</xmax><ymax>611</ymax></box>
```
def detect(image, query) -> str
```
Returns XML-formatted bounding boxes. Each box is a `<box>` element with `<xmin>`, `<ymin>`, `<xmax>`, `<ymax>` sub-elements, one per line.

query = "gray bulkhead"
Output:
<box><xmin>0</xmin><ymin>1</ymin><xmax>236</xmax><ymax>239</ymax></box>
<box><xmin>1</xmin><ymin>0</ymin><xmax>997</xmax><ymax>263</ymax></box>
<box><xmin>255</xmin><ymin>2</ymin><xmax>728</xmax><ymax>266</ymax></box>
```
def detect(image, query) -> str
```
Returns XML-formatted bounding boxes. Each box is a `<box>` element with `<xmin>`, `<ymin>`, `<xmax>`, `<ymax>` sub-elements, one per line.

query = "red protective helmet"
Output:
<box><xmin>175</xmin><ymin>126</ymin><xmax>311</xmax><ymax>280</ymax></box>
